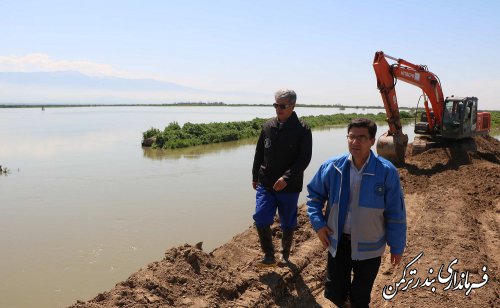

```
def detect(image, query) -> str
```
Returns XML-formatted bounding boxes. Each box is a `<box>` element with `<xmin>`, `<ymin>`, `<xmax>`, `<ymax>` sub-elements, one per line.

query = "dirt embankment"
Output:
<box><xmin>70</xmin><ymin>136</ymin><xmax>500</xmax><ymax>308</ymax></box>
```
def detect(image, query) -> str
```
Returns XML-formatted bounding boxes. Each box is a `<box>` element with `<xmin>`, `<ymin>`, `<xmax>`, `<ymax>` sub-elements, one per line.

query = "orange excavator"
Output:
<box><xmin>373</xmin><ymin>51</ymin><xmax>491</xmax><ymax>165</ymax></box>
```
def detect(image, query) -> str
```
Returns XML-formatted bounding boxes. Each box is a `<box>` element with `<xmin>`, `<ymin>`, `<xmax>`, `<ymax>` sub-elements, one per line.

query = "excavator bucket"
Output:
<box><xmin>376</xmin><ymin>132</ymin><xmax>408</xmax><ymax>165</ymax></box>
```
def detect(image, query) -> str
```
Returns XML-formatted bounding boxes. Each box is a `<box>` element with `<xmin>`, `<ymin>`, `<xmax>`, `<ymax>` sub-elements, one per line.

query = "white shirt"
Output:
<box><xmin>343</xmin><ymin>152</ymin><xmax>371</xmax><ymax>234</ymax></box>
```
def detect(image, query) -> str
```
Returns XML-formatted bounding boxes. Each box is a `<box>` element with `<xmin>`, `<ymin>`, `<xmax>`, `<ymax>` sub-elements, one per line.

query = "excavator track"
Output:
<box><xmin>411</xmin><ymin>135</ymin><xmax>432</xmax><ymax>155</ymax></box>
<box><xmin>411</xmin><ymin>135</ymin><xmax>477</xmax><ymax>156</ymax></box>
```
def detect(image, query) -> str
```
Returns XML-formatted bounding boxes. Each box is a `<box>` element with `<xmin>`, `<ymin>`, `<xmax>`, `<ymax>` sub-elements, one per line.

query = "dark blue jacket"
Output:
<box><xmin>252</xmin><ymin>112</ymin><xmax>312</xmax><ymax>192</ymax></box>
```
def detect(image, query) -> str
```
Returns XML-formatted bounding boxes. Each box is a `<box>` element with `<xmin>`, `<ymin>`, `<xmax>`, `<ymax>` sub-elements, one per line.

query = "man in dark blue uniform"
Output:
<box><xmin>252</xmin><ymin>89</ymin><xmax>312</xmax><ymax>267</ymax></box>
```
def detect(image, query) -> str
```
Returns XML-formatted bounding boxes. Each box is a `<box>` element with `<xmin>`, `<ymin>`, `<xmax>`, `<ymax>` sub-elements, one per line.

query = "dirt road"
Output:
<box><xmin>70</xmin><ymin>136</ymin><xmax>499</xmax><ymax>308</ymax></box>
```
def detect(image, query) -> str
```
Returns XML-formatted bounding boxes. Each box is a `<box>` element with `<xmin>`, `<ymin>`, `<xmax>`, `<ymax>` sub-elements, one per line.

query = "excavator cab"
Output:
<box><xmin>441</xmin><ymin>96</ymin><xmax>478</xmax><ymax>139</ymax></box>
<box><xmin>414</xmin><ymin>111</ymin><xmax>433</xmax><ymax>134</ymax></box>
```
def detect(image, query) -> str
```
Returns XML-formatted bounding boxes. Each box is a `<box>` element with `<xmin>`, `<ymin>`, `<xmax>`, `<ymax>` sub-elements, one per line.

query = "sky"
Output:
<box><xmin>0</xmin><ymin>0</ymin><xmax>499</xmax><ymax>109</ymax></box>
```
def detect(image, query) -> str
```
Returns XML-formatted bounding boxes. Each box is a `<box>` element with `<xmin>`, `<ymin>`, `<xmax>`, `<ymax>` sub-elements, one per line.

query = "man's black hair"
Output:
<box><xmin>347</xmin><ymin>118</ymin><xmax>377</xmax><ymax>139</ymax></box>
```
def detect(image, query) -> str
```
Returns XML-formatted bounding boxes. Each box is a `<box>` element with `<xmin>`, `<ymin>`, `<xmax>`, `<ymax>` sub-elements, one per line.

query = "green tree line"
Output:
<box><xmin>142</xmin><ymin>111</ymin><xmax>416</xmax><ymax>149</ymax></box>
<box><xmin>143</xmin><ymin>110</ymin><xmax>500</xmax><ymax>149</ymax></box>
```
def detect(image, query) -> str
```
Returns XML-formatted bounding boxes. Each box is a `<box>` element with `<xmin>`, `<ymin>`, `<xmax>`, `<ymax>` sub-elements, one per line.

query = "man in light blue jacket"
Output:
<box><xmin>307</xmin><ymin>118</ymin><xmax>406</xmax><ymax>308</ymax></box>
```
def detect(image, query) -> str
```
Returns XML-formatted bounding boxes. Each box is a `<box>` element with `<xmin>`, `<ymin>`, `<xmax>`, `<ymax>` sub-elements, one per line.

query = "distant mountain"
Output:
<box><xmin>0</xmin><ymin>71</ymin><xmax>196</xmax><ymax>91</ymax></box>
<box><xmin>0</xmin><ymin>71</ymin><xmax>266</xmax><ymax>104</ymax></box>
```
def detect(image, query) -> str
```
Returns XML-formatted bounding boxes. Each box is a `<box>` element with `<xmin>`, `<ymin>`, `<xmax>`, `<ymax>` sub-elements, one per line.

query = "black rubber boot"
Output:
<box><xmin>256</xmin><ymin>226</ymin><xmax>277</xmax><ymax>267</ymax></box>
<box><xmin>279</xmin><ymin>229</ymin><xmax>294</xmax><ymax>266</ymax></box>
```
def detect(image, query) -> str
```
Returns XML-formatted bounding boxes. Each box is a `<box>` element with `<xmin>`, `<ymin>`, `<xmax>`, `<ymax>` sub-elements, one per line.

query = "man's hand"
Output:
<box><xmin>252</xmin><ymin>181</ymin><xmax>258</xmax><ymax>190</ymax></box>
<box><xmin>273</xmin><ymin>177</ymin><xmax>288</xmax><ymax>191</ymax></box>
<box><xmin>391</xmin><ymin>253</ymin><xmax>402</xmax><ymax>266</ymax></box>
<box><xmin>316</xmin><ymin>226</ymin><xmax>333</xmax><ymax>249</ymax></box>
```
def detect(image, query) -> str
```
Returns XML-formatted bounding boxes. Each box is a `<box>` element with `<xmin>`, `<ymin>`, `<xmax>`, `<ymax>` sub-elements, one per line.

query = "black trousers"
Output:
<box><xmin>324</xmin><ymin>234</ymin><xmax>381</xmax><ymax>308</ymax></box>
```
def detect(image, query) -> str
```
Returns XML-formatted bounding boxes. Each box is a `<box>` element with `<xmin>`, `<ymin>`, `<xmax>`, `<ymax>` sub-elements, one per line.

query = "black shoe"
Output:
<box><xmin>258</xmin><ymin>253</ymin><xmax>277</xmax><ymax>268</ymax></box>
<box><xmin>279</xmin><ymin>229</ymin><xmax>294</xmax><ymax>266</ymax></box>
<box><xmin>256</xmin><ymin>226</ymin><xmax>277</xmax><ymax>268</ymax></box>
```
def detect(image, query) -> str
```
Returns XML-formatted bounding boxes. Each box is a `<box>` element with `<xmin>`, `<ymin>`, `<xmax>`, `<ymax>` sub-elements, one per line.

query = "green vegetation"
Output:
<box><xmin>300</xmin><ymin>111</ymin><xmax>414</xmax><ymax>128</ymax></box>
<box><xmin>143</xmin><ymin>119</ymin><xmax>265</xmax><ymax>149</ymax></box>
<box><xmin>143</xmin><ymin>110</ymin><xmax>500</xmax><ymax>150</ymax></box>
<box><xmin>489</xmin><ymin>111</ymin><xmax>500</xmax><ymax>127</ymax></box>
<box><xmin>142</xmin><ymin>112</ymin><xmax>415</xmax><ymax>149</ymax></box>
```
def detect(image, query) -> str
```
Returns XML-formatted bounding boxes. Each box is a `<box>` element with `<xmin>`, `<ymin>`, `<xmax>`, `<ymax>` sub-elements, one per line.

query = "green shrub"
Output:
<box><xmin>143</xmin><ymin>127</ymin><xmax>161</xmax><ymax>139</ymax></box>
<box><xmin>142</xmin><ymin>110</ymin><xmax>497</xmax><ymax>149</ymax></box>
<box><xmin>489</xmin><ymin>111</ymin><xmax>500</xmax><ymax>127</ymax></box>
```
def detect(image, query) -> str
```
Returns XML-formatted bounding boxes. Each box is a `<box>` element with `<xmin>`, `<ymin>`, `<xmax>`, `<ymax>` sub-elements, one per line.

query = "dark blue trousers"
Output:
<box><xmin>253</xmin><ymin>185</ymin><xmax>299</xmax><ymax>230</ymax></box>
<box><xmin>325</xmin><ymin>234</ymin><xmax>381</xmax><ymax>308</ymax></box>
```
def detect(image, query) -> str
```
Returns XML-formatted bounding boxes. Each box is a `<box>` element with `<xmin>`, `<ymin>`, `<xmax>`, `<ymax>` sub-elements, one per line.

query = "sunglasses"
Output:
<box><xmin>273</xmin><ymin>103</ymin><xmax>293</xmax><ymax>110</ymax></box>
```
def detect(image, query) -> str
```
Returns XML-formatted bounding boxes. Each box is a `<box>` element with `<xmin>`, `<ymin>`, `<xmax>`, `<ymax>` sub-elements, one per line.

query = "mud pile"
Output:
<box><xmin>70</xmin><ymin>136</ymin><xmax>500</xmax><ymax>308</ymax></box>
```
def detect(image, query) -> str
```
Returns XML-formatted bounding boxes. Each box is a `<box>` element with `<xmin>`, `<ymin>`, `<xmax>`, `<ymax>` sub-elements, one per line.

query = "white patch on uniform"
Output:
<box><xmin>264</xmin><ymin>138</ymin><xmax>272</xmax><ymax>149</ymax></box>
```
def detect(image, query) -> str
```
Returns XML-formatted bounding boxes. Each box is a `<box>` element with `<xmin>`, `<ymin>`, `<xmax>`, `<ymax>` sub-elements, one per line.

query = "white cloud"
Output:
<box><xmin>0</xmin><ymin>53</ymin><xmax>143</xmax><ymax>79</ymax></box>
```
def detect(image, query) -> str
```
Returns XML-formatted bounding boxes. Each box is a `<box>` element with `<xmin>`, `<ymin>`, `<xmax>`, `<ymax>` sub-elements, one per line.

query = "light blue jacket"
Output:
<box><xmin>307</xmin><ymin>150</ymin><xmax>406</xmax><ymax>260</ymax></box>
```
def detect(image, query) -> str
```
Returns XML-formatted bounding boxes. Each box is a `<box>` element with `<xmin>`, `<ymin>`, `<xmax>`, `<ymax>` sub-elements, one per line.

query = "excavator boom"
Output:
<box><xmin>372</xmin><ymin>51</ymin><xmax>413</xmax><ymax>164</ymax></box>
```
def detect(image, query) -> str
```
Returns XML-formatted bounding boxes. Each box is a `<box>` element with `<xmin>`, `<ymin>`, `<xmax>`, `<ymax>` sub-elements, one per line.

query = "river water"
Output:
<box><xmin>0</xmin><ymin>105</ymin><xmax>453</xmax><ymax>307</ymax></box>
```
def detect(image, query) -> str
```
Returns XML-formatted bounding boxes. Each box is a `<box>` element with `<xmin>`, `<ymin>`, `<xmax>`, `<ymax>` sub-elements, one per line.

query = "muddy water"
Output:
<box><xmin>1</xmin><ymin>106</ymin><xmax>412</xmax><ymax>307</ymax></box>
